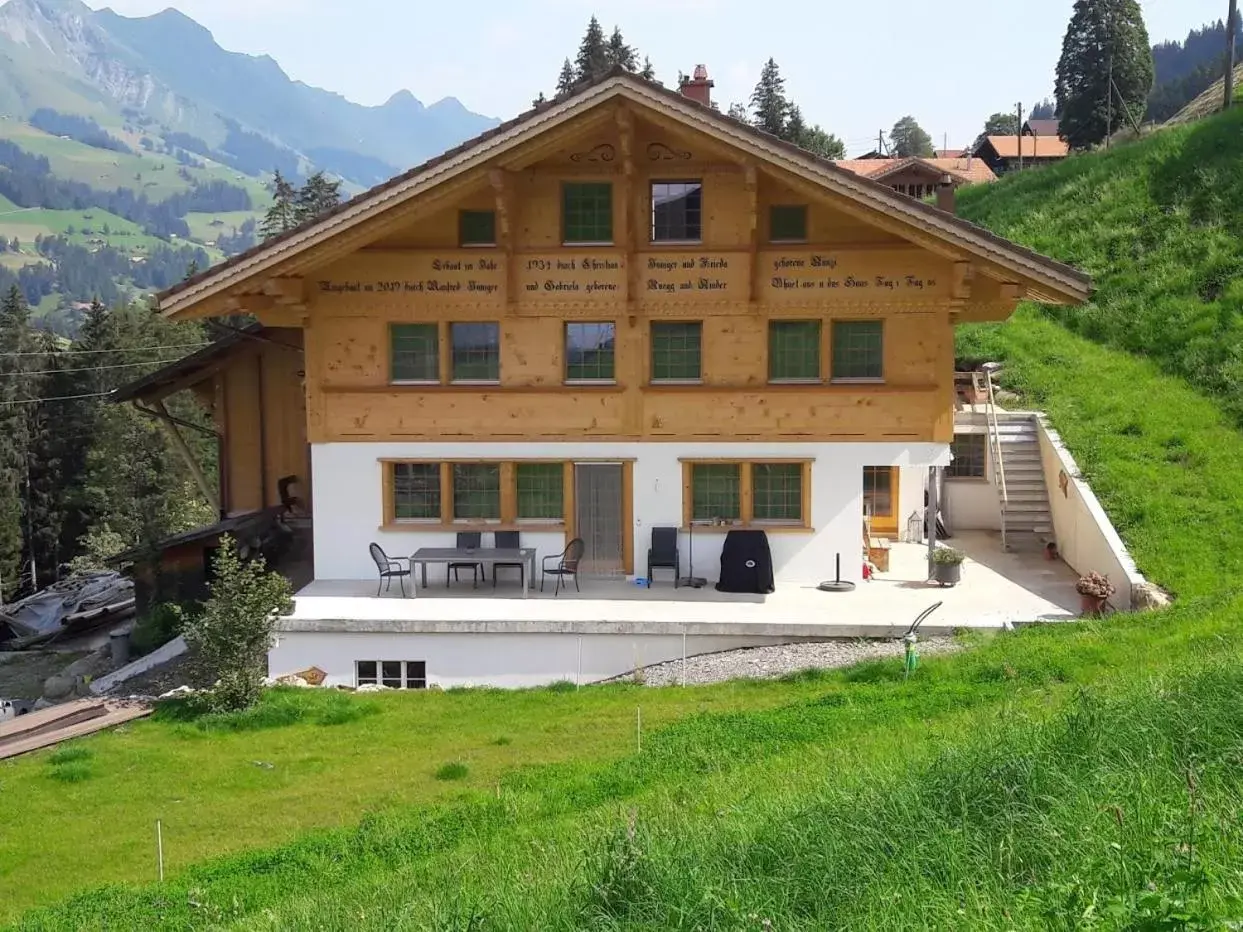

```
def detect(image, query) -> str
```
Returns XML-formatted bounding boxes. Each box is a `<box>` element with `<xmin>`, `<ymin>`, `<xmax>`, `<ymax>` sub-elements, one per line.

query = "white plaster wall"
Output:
<box><xmin>1036</xmin><ymin>418</ymin><xmax>1144</xmax><ymax>609</ymax></box>
<box><xmin>896</xmin><ymin>466</ymin><xmax>927</xmax><ymax>540</ymax></box>
<box><xmin>270</xmin><ymin>630</ymin><xmax>814</xmax><ymax>688</ymax></box>
<box><xmin>312</xmin><ymin>441</ymin><xmax>950</xmax><ymax>586</ymax></box>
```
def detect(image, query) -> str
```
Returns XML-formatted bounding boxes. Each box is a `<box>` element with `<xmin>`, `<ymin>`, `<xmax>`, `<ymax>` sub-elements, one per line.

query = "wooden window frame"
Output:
<box><xmin>948</xmin><ymin>433</ymin><xmax>988</xmax><ymax>479</ymax></box>
<box><xmin>564</xmin><ymin>321</ymin><xmax>617</xmax><ymax>383</ymax></box>
<box><xmin>650</xmin><ymin>320</ymin><xmax>703</xmax><ymax>383</ymax></box>
<box><xmin>458</xmin><ymin>209</ymin><xmax>497</xmax><ymax>247</ymax></box>
<box><xmin>768</xmin><ymin>319</ymin><xmax>823</xmax><ymax>383</ymax></box>
<box><xmin>561</xmin><ymin>181</ymin><xmax>613</xmax><ymax>245</ymax></box>
<box><xmin>830</xmin><ymin>319</ymin><xmax>884</xmax><ymax>383</ymax></box>
<box><xmin>650</xmin><ymin>179</ymin><xmax>704</xmax><ymax>244</ymax></box>
<box><xmin>680</xmin><ymin>459</ymin><xmax>813</xmax><ymax>532</ymax></box>
<box><xmin>382</xmin><ymin>459</ymin><xmax>570</xmax><ymax>531</ymax></box>
<box><xmin>768</xmin><ymin>204</ymin><xmax>808</xmax><ymax>243</ymax></box>
<box><xmin>862</xmin><ymin>466</ymin><xmax>896</xmax><ymax>521</ymax></box>
<box><xmin>449</xmin><ymin>321</ymin><xmax>501</xmax><ymax>384</ymax></box>
<box><xmin>389</xmin><ymin>322</ymin><xmax>440</xmax><ymax>385</ymax></box>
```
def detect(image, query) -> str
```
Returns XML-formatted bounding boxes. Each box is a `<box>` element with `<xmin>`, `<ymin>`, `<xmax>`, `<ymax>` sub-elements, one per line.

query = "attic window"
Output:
<box><xmin>459</xmin><ymin>210</ymin><xmax>496</xmax><ymax>246</ymax></box>
<box><xmin>769</xmin><ymin>205</ymin><xmax>807</xmax><ymax>243</ymax></box>
<box><xmin>651</xmin><ymin>180</ymin><xmax>702</xmax><ymax>242</ymax></box>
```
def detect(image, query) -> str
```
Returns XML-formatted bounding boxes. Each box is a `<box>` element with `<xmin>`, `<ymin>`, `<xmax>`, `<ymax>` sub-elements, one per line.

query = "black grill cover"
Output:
<box><xmin>715</xmin><ymin>529</ymin><xmax>775</xmax><ymax>594</ymax></box>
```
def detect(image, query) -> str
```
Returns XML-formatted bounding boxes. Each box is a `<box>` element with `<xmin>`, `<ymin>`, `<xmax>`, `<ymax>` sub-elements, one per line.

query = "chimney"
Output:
<box><xmin>679</xmin><ymin>64</ymin><xmax>713</xmax><ymax>107</ymax></box>
<box><xmin>937</xmin><ymin>174</ymin><xmax>956</xmax><ymax>214</ymax></box>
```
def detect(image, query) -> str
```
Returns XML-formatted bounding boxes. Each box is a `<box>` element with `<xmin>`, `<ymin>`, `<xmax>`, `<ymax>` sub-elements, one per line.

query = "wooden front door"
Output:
<box><xmin>863</xmin><ymin>466</ymin><xmax>900</xmax><ymax>538</ymax></box>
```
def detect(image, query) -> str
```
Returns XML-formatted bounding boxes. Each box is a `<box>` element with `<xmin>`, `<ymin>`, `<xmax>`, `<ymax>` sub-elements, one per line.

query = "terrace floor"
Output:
<box><xmin>288</xmin><ymin>531</ymin><xmax>1081</xmax><ymax>638</ymax></box>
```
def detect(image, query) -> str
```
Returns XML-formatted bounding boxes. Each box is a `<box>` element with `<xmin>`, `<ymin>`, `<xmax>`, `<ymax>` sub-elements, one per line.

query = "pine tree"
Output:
<box><xmin>25</xmin><ymin>331</ymin><xmax>65</xmax><ymax>583</ymax></box>
<box><xmin>260</xmin><ymin>170</ymin><xmax>299</xmax><ymax>241</ymax></box>
<box><xmin>750</xmin><ymin>59</ymin><xmax>789</xmax><ymax>137</ymax></box>
<box><xmin>0</xmin><ymin>286</ymin><xmax>35</xmax><ymax>599</ymax></box>
<box><xmin>573</xmin><ymin>16</ymin><xmax>610</xmax><ymax>83</ymax></box>
<box><xmin>606</xmin><ymin>27</ymin><xmax>636</xmax><ymax>72</ymax></box>
<box><xmin>1030</xmin><ymin>98</ymin><xmax>1058</xmax><ymax>120</ymax></box>
<box><xmin>727</xmin><ymin>102</ymin><xmax>749</xmax><ymax>121</ymax></box>
<box><xmin>1056</xmin><ymin>0</ymin><xmax>1154</xmax><ymax>149</ymax></box>
<box><xmin>555</xmin><ymin>58</ymin><xmax>576</xmax><ymax>96</ymax></box>
<box><xmin>890</xmin><ymin>115</ymin><xmax>936</xmax><ymax>157</ymax></box>
<box><xmin>295</xmin><ymin>172</ymin><xmax>342</xmax><ymax>225</ymax></box>
<box><xmin>639</xmin><ymin>56</ymin><xmax>656</xmax><ymax>82</ymax></box>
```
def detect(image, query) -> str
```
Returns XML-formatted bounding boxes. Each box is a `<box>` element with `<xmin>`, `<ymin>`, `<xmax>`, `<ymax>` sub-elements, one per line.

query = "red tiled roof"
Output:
<box><xmin>982</xmin><ymin>134</ymin><xmax>1070</xmax><ymax>159</ymax></box>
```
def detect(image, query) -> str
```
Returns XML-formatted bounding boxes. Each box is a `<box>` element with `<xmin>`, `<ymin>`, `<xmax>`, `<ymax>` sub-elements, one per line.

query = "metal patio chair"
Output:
<box><xmin>448</xmin><ymin>531</ymin><xmax>484</xmax><ymax>588</ymax></box>
<box><xmin>646</xmin><ymin>526</ymin><xmax>681</xmax><ymax>588</ymax></box>
<box><xmin>369</xmin><ymin>542</ymin><xmax>410</xmax><ymax>597</ymax></box>
<box><xmin>492</xmin><ymin>530</ymin><xmax>525</xmax><ymax>588</ymax></box>
<box><xmin>541</xmin><ymin>537</ymin><xmax>585</xmax><ymax>596</ymax></box>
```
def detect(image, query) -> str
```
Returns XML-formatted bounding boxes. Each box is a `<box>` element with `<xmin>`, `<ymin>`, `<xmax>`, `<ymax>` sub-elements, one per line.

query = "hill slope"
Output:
<box><xmin>10</xmin><ymin>110</ymin><xmax>1243</xmax><ymax>931</ymax></box>
<box><xmin>957</xmin><ymin>106</ymin><xmax>1243</xmax><ymax>423</ymax></box>
<box><xmin>0</xmin><ymin>0</ymin><xmax>498</xmax><ymax>186</ymax></box>
<box><xmin>1167</xmin><ymin>64</ymin><xmax>1243</xmax><ymax>124</ymax></box>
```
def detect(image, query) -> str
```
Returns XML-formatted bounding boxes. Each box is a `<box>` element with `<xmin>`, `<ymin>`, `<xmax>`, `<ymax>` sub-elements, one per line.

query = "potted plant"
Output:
<box><xmin>1076</xmin><ymin>571</ymin><xmax>1115</xmax><ymax>616</ymax></box>
<box><xmin>930</xmin><ymin>547</ymin><xmax>965</xmax><ymax>587</ymax></box>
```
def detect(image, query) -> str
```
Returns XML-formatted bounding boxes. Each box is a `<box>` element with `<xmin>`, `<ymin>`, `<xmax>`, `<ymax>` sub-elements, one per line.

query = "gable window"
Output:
<box><xmin>831</xmin><ymin>320</ymin><xmax>883</xmax><ymax>381</ymax></box>
<box><xmin>392</xmin><ymin>463</ymin><xmax>441</xmax><ymax>520</ymax></box>
<box><xmin>565</xmin><ymin>322</ymin><xmax>616</xmax><ymax>382</ymax></box>
<box><xmin>450</xmin><ymin>322</ymin><xmax>499</xmax><ymax>382</ymax></box>
<box><xmin>356</xmin><ymin>660</ymin><xmax>426</xmax><ymax>689</ymax></box>
<box><xmin>651</xmin><ymin>180</ymin><xmax>702</xmax><ymax>242</ymax></box>
<box><xmin>459</xmin><ymin>210</ymin><xmax>496</xmax><ymax>246</ymax></box>
<box><xmin>390</xmin><ymin>323</ymin><xmax>439</xmax><ymax>383</ymax></box>
<box><xmin>769</xmin><ymin>320</ymin><xmax>821</xmax><ymax>382</ymax></box>
<box><xmin>516</xmin><ymin>463</ymin><xmax>564</xmax><ymax>520</ymax></box>
<box><xmin>948</xmin><ymin>433</ymin><xmax>987</xmax><ymax>479</ymax></box>
<box><xmin>684</xmin><ymin>459</ymin><xmax>811</xmax><ymax>529</ymax></box>
<box><xmin>562</xmin><ymin>182</ymin><xmax>613</xmax><ymax>244</ymax></box>
<box><xmin>452</xmin><ymin>463</ymin><xmax>501</xmax><ymax>520</ymax></box>
<box><xmin>650</xmin><ymin>321</ymin><xmax>702</xmax><ymax>382</ymax></box>
<box><xmin>863</xmin><ymin>466</ymin><xmax>894</xmax><ymax>519</ymax></box>
<box><xmin>769</xmin><ymin>205</ymin><xmax>807</xmax><ymax>243</ymax></box>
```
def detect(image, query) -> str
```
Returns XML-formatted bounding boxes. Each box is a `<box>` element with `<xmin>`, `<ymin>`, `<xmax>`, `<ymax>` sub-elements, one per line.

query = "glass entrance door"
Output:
<box><xmin>574</xmin><ymin>463</ymin><xmax>624</xmax><ymax>576</ymax></box>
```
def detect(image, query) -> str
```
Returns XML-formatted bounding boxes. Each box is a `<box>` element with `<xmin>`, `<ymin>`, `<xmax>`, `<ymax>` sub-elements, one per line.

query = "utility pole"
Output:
<box><xmin>1227</xmin><ymin>0</ymin><xmax>1238</xmax><ymax>111</ymax></box>
<box><xmin>1105</xmin><ymin>5</ymin><xmax>1114</xmax><ymax>149</ymax></box>
<box><xmin>1016</xmin><ymin>102</ymin><xmax>1024</xmax><ymax>171</ymax></box>
<box><xmin>878</xmin><ymin>129</ymin><xmax>886</xmax><ymax>156</ymax></box>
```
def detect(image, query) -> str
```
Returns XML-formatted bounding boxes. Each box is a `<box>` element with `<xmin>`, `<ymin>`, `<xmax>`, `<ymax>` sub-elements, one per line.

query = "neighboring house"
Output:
<box><xmin>121</xmin><ymin>66</ymin><xmax>1088</xmax><ymax>624</ymax></box>
<box><xmin>972</xmin><ymin>134</ymin><xmax>1070</xmax><ymax>174</ymax></box>
<box><xmin>1022</xmin><ymin>119</ymin><xmax>1060</xmax><ymax>138</ymax></box>
<box><xmin>834</xmin><ymin>156</ymin><xmax>997</xmax><ymax>200</ymax></box>
<box><xmin>935</xmin><ymin>148</ymin><xmax>967</xmax><ymax>159</ymax></box>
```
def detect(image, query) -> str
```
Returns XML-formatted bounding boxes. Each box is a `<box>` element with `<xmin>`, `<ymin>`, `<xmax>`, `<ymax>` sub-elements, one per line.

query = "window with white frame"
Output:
<box><xmin>356</xmin><ymin>660</ymin><xmax>427</xmax><ymax>689</ymax></box>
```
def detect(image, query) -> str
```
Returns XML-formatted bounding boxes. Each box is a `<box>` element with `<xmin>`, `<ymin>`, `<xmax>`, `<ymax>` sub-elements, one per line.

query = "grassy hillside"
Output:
<box><xmin>957</xmin><ymin>106</ymin><xmax>1243</xmax><ymax>423</ymax></box>
<box><xmin>9</xmin><ymin>113</ymin><xmax>1243</xmax><ymax>930</ymax></box>
<box><xmin>1167</xmin><ymin>65</ymin><xmax>1243</xmax><ymax>124</ymax></box>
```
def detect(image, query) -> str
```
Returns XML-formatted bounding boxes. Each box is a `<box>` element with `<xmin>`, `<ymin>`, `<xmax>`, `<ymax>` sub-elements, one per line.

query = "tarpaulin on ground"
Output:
<box><xmin>0</xmin><ymin>572</ymin><xmax>135</xmax><ymax>647</ymax></box>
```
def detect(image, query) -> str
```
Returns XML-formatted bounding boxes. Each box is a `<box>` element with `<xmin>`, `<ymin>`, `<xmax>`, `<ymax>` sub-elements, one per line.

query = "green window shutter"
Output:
<box><xmin>651</xmin><ymin>322</ymin><xmax>702</xmax><ymax>381</ymax></box>
<box><xmin>459</xmin><ymin>210</ymin><xmax>496</xmax><ymax>246</ymax></box>
<box><xmin>565</xmin><ymin>322</ymin><xmax>616</xmax><ymax>381</ymax></box>
<box><xmin>691</xmin><ymin>463</ymin><xmax>741</xmax><ymax>522</ymax></box>
<box><xmin>562</xmin><ymin>182</ymin><xmax>613</xmax><ymax>243</ymax></box>
<box><xmin>450</xmin><ymin>322</ymin><xmax>500</xmax><ymax>381</ymax></box>
<box><xmin>752</xmin><ymin>463</ymin><xmax>802</xmax><ymax>522</ymax></box>
<box><xmin>452</xmin><ymin>464</ymin><xmax>501</xmax><ymax>520</ymax></box>
<box><xmin>831</xmin><ymin>320</ymin><xmax>884</xmax><ymax>380</ymax></box>
<box><xmin>768</xmin><ymin>320</ymin><xmax>821</xmax><ymax>381</ymax></box>
<box><xmin>769</xmin><ymin>205</ymin><xmax>807</xmax><ymax>242</ymax></box>
<box><xmin>390</xmin><ymin>323</ymin><xmax>439</xmax><ymax>382</ymax></box>
<box><xmin>392</xmin><ymin>463</ymin><xmax>441</xmax><ymax>519</ymax></box>
<box><xmin>516</xmin><ymin>463</ymin><xmax>564</xmax><ymax>519</ymax></box>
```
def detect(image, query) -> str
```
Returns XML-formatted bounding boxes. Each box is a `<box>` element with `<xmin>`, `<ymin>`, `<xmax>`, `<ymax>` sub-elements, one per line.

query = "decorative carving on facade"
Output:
<box><xmin>569</xmin><ymin>143</ymin><xmax>616</xmax><ymax>163</ymax></box>
<box><xmin>647</xmin><ymin>142</ymin><xmax>692</xmax><ymax>161</ymax></box>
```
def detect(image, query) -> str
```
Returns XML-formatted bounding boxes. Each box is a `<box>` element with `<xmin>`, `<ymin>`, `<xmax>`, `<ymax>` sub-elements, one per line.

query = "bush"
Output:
<box><xmin>182</xmin><ymin>535</ymin><xmax>293</xmax><ymax>712</ymax></box>
<box><xmin>130</xmin><ymin>602</ymin><xmax>193</xmax><ymax>657</ymax></box>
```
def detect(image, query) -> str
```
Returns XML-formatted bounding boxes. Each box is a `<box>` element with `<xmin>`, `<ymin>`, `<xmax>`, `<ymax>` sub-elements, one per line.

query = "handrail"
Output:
<box><xmin>984</xmin><ymin>369</ymin><xmax>1009</xmax><ymax>551</ymax></box>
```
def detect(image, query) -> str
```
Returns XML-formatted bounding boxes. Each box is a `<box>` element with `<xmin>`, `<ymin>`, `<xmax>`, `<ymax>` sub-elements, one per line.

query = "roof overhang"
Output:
<box><xmin>158</xmin><ymin>74</ymin><xmax>1092</xmax><ymax>316</ymax></box>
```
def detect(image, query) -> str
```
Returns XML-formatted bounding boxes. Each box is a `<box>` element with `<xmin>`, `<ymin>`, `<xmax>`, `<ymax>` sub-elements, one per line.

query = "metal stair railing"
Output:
<box><xmin>984</xmin><ymin>368</ymin><xmax>1009</xmax><ymax>551</ymax></box>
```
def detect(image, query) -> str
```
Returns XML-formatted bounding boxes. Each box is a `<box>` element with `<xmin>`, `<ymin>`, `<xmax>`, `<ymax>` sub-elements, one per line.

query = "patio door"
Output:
<box><xmin>574</xmin><ymin>463</ymin><xmax>624</xmax><ymax>576</ymax></box>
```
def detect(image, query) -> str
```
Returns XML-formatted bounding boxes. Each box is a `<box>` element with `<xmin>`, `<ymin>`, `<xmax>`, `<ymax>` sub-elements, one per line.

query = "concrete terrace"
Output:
<box><xmin>287</xmin><ymin>531</ymin><xmax>1081</xmax><ymax>639</ymax></box>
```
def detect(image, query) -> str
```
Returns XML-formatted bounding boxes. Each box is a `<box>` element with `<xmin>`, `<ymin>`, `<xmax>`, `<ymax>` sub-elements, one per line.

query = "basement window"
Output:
<box><xmin>948</xmin><ymin>433</ymin><xmax>987</xmax><ymax>479</ymax></box>
<box><xmin>356</xmin><ymin>660</ymin><xmax>427</xmax><ymax>689</ymax></box>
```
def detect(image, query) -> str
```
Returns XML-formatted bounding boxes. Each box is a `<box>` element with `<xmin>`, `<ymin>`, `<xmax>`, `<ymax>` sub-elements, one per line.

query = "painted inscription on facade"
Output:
<box><xmin>316</xmin><ymin>254</ymin><xmax>503</xmax><ymax>299</ymax></box>
<box><xmin>760</xmin><ymin>250</ymin><xmax>948</xmax><ymax>300</ymax></box>
<box><xmin>520</xmin><ymin>255</ymin><xmax>622</xmax><ymax>297</ymax></box>
<box><xmin>643</xmin><ymin>253</ymin><xmax>735</xmax><ymax>296</ymax></box>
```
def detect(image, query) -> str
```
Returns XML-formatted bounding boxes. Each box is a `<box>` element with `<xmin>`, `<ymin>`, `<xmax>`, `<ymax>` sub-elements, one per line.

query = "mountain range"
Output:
<box><xmin>0</xmin><ymin>0</ymin><xmax>498</xmax><ymax>186</ymax></box>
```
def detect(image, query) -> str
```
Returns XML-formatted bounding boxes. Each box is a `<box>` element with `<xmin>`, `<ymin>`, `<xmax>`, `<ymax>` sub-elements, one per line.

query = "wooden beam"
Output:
<box><xmin>261</xmin><ymin>277</ymin><xmax>306</xmax><ymax>305</ymax></box>
<box><xmin>145</xmin><ymin>401</ymin><xmax>221</xmax><ymax>515</ymax></box>
<box><xmin>616</xmin><ymin>105</ymin><xmax>638</xmax><ymax>323</ymax></box>
<box><xmin>489</xmin><ymin>168</ymin><xmax>517</xmax><ymax>312</ymax></box>
<box><xmin>951</xmin><ymin>262</ymin><xmax>973</xmax><ymax>302</ymax></box>
<box><xmin>745</xmin><ymin>163</ymin><xmax>760</xmax><ymax>307</ymax></box>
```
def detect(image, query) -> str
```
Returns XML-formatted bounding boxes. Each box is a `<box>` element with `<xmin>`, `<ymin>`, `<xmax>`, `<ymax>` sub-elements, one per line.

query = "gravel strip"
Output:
<box><xmin>606</xmin><ymin>637</ymin><xmax>964</xmax><ymax>686</ymax></box>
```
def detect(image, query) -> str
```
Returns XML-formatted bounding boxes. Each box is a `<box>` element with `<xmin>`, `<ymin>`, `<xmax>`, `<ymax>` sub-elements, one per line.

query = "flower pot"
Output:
<box><xmin>1079</xmin><ymin>593</ymin><xmax>1107</xmax><ymax>616</ymax></box>
<box><xmin>932</xmin><ymin>562</ymin><xmax>961</xmax><ymax>587</ymax></box>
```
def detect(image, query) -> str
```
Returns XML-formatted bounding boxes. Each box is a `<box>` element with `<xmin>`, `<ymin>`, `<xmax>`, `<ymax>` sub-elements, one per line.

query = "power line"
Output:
<box><xmin>0</xmin><ymin>390</ymin><xmax>115</xmax><ymax>408</ymax></box>
<box><xmin>0</xmin><ymin>341</ymin><xmax>211</xmax><ymax>359</ymax></box>
<box><xmin>0</xmin><ymin>357</ymin><xmax>190</xmax><ymax>378</ymax></box>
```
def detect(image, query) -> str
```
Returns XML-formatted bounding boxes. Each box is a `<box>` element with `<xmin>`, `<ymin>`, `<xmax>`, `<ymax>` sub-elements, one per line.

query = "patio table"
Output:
<box><xmin>410</xmin><ymin>547</ymin><xmax>538</xmax><ymax>597</ymax></box>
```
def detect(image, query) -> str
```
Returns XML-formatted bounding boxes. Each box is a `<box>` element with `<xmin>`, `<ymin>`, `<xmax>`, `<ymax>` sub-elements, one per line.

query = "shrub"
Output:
<box><xmin>182</xmin><ymin>535</ymin><xmax>293</xmax><ymax>712</ymax></box>
<box><xmin>130</xmin><ymin>602</ymin><xmax>193</xmax><ymax>657</ymax></box>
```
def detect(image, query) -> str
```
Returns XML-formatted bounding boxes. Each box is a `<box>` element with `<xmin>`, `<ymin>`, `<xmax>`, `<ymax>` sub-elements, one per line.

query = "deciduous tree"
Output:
<box><xmin>890</xmin><ymin>115</ymin><xmax>935</xmax><ymax>157</ymax></box>
<box><xmin>1056</xmin><ymin>0</ymin><xmax>1154</xmax><ymax>148</ymax></box>
<box><xmin>984</xmin><ymin>112</ymin><xmax>1020</xmax><ymax>135</ymax></box>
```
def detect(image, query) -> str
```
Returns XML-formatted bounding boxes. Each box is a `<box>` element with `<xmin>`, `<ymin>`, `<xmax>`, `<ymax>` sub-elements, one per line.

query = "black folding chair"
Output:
<box><xmin>647</xmin><ymin>526</ymin><xmax>681</xmax><ymax>588</ymax></box>
<box><xmin>369</xmin><ymin>542</ymin><xmax>410</xmax><ymax>597</ymax></box>
<box><xmin>541</xmin><ymin>538</ymin><xmax>585</xmax><ymax>596</ymax></box>
<box><xmin>448</xmin><ymin>531</ymin><xmax>484</xmax><ymax>588</ymax></box>
<box><xmin>492</xmin><ymin>530</ymin><xmax>525</xmax><ymax>588</ymax></box>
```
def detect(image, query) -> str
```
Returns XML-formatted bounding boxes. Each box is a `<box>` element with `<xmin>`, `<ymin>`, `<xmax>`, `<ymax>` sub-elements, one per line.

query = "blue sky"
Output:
<box><xmin>85</xmin><ymin>0</ymin><xmax>1229</xmax><ymax>154</ymax></box>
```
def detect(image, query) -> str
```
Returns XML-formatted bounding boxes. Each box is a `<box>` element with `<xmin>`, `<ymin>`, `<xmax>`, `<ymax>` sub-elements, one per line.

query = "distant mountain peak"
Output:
<box><xmin>383</xmin><ymin>89</ymin><xmax>425</xmax><ymax>111</ymax></box>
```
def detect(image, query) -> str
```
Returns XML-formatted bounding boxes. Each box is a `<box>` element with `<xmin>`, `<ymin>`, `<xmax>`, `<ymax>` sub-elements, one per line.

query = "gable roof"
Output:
<box><xmin>158</xmin><ymin>68</ymin><xmax>1090</xmax><ymax>313</ymax></box>
<box><xmin>979</xmin><ymin>134</ymin><xmax>1070</xmax><ymax>160</ymax></box>
<box><xmin>1023</xmin><ymin>119</ymin><xmax>1060</xmax><ymax>137</ymax></box>
<box><xmin>845</xmin><ymin>156</ymin><xmax>997</xmax><ymax>186</ymax></box>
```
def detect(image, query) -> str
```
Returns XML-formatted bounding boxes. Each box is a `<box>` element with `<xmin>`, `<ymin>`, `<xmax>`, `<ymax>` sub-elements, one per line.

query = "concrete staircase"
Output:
<box><xmin>993</xmin><ymin>413</ymin><xmax>1053</xmax><ymax>551</ymax></box>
